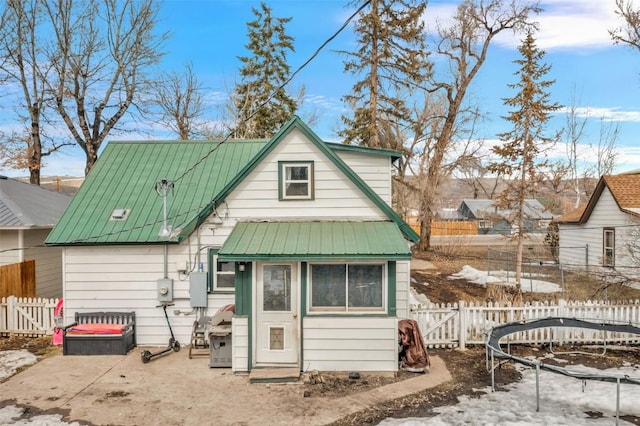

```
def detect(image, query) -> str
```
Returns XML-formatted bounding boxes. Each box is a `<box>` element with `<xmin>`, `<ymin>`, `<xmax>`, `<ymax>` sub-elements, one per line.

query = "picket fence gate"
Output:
<box><xmin>410</xmin><ymin>299</ymin><xmax>640</xmax><ymax>349</ymax></box>
<box><xmin>0</xmin><ymin>296</ymin><xmax>60</xmax><ymax>337</ymax></box>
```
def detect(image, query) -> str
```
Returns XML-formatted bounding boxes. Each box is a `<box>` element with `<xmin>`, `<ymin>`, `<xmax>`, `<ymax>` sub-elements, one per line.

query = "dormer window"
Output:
<box><xmin>279</xmin><ymin>161</ymin><xmax>314</xmax><ymax>200</ymax></box>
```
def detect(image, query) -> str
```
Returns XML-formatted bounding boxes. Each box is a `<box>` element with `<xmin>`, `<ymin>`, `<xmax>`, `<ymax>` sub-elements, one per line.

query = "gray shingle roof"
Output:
<box><xmin>0</xmin><ymin>176</ymin><xmax>72</xmax><ymax>227</ymax></box>
<box><xmin>460</xmin><ymin>199</ymin><xmax>552</xmax><ymax>220</ymax></box>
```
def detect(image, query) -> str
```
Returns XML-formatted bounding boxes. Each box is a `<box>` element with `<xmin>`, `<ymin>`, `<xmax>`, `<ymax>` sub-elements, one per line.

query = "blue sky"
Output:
<box><xmin>2</xmin><ymin>0</ymin><xmax>640</xmax><ymax>178</ymax></box>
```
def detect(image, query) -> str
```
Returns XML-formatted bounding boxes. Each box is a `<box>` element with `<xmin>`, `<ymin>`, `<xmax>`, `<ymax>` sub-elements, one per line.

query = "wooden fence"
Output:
<box><xmin>0</xmin><ymin>260</ymin><xmax>36</xmax><ymax>298</ymax></box>
<box><xmin>411</xmin><ymin>299</ymin><xmax>640</xmax><ymax>349</ymax></box>
<box><xmin>0</xmin><ymin>296</ymin><xmax>59</xmax><ymax>337</ymax></box>
<box><xmin>407</xmin><ymin>219</ymin><xmax>478</xmax><ymax>236</ymax></box>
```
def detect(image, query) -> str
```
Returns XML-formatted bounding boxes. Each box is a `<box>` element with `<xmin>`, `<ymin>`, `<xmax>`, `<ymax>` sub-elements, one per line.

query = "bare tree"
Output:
<box><xmin>414</xmin><ymin>0</ymin><xmax>539</xmax><ymax>251</ymax></box>
<box><xmin>611</xmin><ymin>0</ymin><xmax>640</xmax><ymax>49</ymax></box>
<box><xmin>0</xmin><ymin>0</ymin><xmax>73</xmax><ymax>184</ymax></box>
<box><xmin>564</xmin><ymin>89</ymin><xmax>588</xmax><ymax>209</ymax></box>
<box><xmin>456</xmin><ymin>152</ymin><xmax>502</xmax><ymax>199</ymax></box>
<box><xmin>153</xmin><ymin>63</ymin><xmax>208</xmax><ymax>140</ymax></box>
<box><xmin>595</xmin><ymin>117</ymin><xmax>619</xmax><ymax>176</ymax></box>
<box><xmin>43</xmin><ymin>0</ymin><xmax>168</xmax><ymax>175</ymax></box>
<box><xmin>540</xmin><ymin>160</ymin><xmax>570</xmax><ymax>213</ymax></box>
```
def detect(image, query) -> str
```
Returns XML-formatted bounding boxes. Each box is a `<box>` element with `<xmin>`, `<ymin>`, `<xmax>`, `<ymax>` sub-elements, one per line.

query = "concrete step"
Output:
<box><xmin>249</xmin><ymin>367</ymin><xmax>300</xmax><ymax>384</ymax></box>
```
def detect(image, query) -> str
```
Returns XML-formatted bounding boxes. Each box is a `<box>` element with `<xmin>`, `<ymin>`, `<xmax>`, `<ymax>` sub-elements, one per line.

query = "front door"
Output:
<box><xmin>255</xmin><ymin>263</ymin><xmax>299</xmax><ymax>365</ymax></box>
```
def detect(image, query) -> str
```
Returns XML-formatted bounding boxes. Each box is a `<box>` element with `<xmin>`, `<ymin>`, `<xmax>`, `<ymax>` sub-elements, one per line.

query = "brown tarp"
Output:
<box><xmin>398</xmin><ymin>319</ymin><xmax>430</xmax><ymax>371</ymax></box>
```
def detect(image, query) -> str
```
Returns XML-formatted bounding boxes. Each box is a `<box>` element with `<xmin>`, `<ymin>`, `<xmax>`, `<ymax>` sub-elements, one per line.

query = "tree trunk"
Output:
<box><xmin>84</xmin><ymin>146</ymin><xmax>98</xmax><ymax>176</ymax></box>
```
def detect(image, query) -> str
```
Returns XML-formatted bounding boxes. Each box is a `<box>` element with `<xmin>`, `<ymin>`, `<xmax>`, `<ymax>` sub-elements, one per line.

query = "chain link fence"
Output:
<box><xmin>486</xmin><ymin>246</ymin><xmax>565</xmax><ymax>295</ymax></box>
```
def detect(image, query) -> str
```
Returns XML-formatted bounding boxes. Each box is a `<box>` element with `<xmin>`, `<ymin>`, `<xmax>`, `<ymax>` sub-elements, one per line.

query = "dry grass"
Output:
<box><xmin>416</xmin><ymin>245</ymin><xmax>640</xmax><ymax>303</ymax></box>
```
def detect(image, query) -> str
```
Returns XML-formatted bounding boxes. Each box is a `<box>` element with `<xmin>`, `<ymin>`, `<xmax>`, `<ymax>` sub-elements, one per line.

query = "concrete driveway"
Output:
<box><xmin>0</xmin><ymin>348</ymin><xmax>451</xmax><ymax>425</ymax></box>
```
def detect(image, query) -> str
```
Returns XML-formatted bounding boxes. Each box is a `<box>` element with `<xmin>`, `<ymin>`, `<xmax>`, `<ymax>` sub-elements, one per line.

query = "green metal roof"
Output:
<box><xmin>45</xmin><ymin>139</ymin><xmax>268</xmax><ymax>245</ymax></box>
<box><xmin>324</xmin><ymin>142</ymin><xmax>403</xmax><ymax>160</ymax></box>
<box><xmin>46</xmin><ymin>116</ymin><xmax>419</xmax><ymax>246</ymax></box>
<box><xmin>218</xmin><ymin>221</ymin><xmax>412</xmax><ymax>261</ymax></box>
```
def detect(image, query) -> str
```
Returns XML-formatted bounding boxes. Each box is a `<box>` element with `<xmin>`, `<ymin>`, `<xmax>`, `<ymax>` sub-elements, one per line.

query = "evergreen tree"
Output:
<box><xmin>233</xmin><ymin>2</ymin><xmax>297</xmax><ymax>139</ymax></box>
<box><xmin>489</xmin><ymin>31</ymin><xmax>561</xmax><ymax>290</ymax></box>
<box><xmin>340</xmin><ymin>0</ymin><xmax>430</xmax><ymax>150</ymax></box>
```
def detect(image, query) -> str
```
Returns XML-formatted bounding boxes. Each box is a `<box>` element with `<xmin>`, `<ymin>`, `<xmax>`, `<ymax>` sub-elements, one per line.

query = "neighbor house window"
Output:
<box><xmin>309</xmin><ymin>263</ymin><xmax>385</xmax><ymax>313</ymax></box>
<box><xmin>479</xmin><ymin>220</ymin><xmax>492</xmax><ymax>229</ymax></box>
<box><xmin>603</xmin><ymin>228</ymin><xmax>615</xmax><ymax>267</ymax></box>
<box><xmin>208</xmin><ymin>248</ymin><xmax>236</xmax><ymax>292</ymax></box>
<box><xmin>279</xmin><ymin>161</ymin><xmax>314</xmax><ymax>200</ymax></box>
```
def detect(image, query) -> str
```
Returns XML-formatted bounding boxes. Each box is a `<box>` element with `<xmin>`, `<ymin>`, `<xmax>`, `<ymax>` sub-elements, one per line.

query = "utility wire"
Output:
<box><xmin>171</xmin><ymin>0</ymin><xmax>371</xmax><ymax>185</ymax></box>
<box><xmin>41</xmin><ymin>1</ymin><xmax>370</xmax><ymax>246</ymax></box>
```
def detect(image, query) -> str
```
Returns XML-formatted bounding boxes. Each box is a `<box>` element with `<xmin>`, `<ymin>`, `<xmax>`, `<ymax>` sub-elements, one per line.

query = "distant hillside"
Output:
<box><xmin>15</xmin><ymin>176</ymin><xmax>84</xmax><ymax>196</ymax></box>
<box><xmin>398</xmin><ymin>176</ymin><xmax>599</xmax><ymax>218</ymax></box>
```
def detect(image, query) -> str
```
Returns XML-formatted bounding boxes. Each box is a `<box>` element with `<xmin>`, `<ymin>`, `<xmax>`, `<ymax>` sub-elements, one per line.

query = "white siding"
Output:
<box><xmin>62</xmin><ymin>244</ymin><xmax>236</xmax><ymax>346</ymax></box>
<box><xmin>0</xmin><ymin>230</ymin><xmax>20</xmax><ymax>265</ymax></box>
<box><xmin>24</xmin><ymin>229</ymin><xmax>63</xmax><ymax>298</ymax></box>
<box><xmin>232</xmin><ymin>316</ymin><xmax>249</xmax><ymax>373</ymax></box>
<box><xmin>226</xmin><ymin>128</ymin><xmax>386</xmax><ymax>221</ymax></box>
<box><xmin>559</xmin><ymin>187</ymin><xmax>640</xmax><ymax>272</ymax></box>
<box><xmin>303</xmin><ymin>316</ymin><xmax>398</xmax><ymax>372</ymax></box>
<box><xmin>395</xmin><ymin>260</ymin><xmax>410</xmax><ymax>319</ymax></box>
<box><xmin>333</xmin><ymin>151</ymin><xmax>393</xmax><ymax>205</ymax></box>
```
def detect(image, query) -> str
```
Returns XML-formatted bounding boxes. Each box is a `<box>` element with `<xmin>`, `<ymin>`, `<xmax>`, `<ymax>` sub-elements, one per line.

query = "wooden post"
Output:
<box><xmin>458</xmin><ymin>300</ymin><xmax>466</xmax><ymax>350</ymax></box>
<box><xmin>7</xmin><ymin>295</ymin><xmax>15</xmax><ymax>334</ymax></box>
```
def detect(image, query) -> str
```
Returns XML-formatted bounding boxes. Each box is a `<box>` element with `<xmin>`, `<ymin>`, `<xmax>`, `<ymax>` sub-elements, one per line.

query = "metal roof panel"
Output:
<box><xmin>46</xmin><ymin>140</ymin><xmax>268</xmax><ymax>245</ymax></box>
<box><xmin>218</xmin><ymin>221</ymin><xmax>412</xmax><ymax>260</ymax></box>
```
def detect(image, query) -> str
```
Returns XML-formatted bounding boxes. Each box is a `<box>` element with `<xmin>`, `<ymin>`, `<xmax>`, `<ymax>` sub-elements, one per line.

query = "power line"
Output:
<box><xmin>36</xmin><ymin>1</ymin><xmax>370</xmax><ymax>246</ymax></box>
<box><xmin>171</xmin><ymin>0</ymin><xmax>370</xmax><ymax>185</ymax></box>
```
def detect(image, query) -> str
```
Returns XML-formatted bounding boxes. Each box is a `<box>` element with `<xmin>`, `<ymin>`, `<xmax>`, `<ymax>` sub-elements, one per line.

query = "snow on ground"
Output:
<box><xmin>0</xmin><ymin>350</ymin><xmax>36</xmax><ymax>381</ymax></box>
<box><xmin>380</xmin><ymin>363</ymin><xmax>640</xmax><ymax>425</ymax></box>
<box><xmin>0</xmin><ymin>405</ymin><xmax>82</xmax><ymax>426</ymax></box>
<box><xmin>449</xmin><ymin>265</ymin><xmax>562</xmax><ymax>293</ymax></box>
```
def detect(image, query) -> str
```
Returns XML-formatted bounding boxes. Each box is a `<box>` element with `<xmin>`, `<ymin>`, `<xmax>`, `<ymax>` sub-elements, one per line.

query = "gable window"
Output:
<box><xmin>309</xmin><ymin>263</ymin><xmax>385</xmax><ymax>313</ymax></box>
<box><xmin>279</xmin><ymin>161</ymin><xmax>314</xmax><ymax>200</ymax></box>
<box><xmin>603</xmin><ymin>228</ymin><xmax>615</xmax><ymax>267</ymax></box>
<box><xmin>208</xmin><ymin>248</ymin><xmax>235</xmax><ymax>292</ymax></box>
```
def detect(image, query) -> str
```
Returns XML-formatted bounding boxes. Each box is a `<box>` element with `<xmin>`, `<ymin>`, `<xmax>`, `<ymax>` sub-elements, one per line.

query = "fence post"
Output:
<box><xmin>7</xmin><ymin>295</ymin><xmax>15</xmax><ymax>333</ymax></box>
<box><xmin>558</xmin><ymin>299</ymin><xmax>566</xmax><ymax>346</ymax></box>
<box><xmin>459</xmin><ymin>300</ymin><xmax>466</xmax><ymax>350</ymax></box>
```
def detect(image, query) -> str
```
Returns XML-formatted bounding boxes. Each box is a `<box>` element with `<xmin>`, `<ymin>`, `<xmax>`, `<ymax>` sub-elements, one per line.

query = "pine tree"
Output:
<box><xmin>489</xmin><ymin>31</ymin><xmax>561</xmax><ymax>291</ymax></box>
<box><xmin>233</xmin><ymin>2</ymin><xmax>297</xmax><ymax>139</ymax></box>
<box><xmin>340</xmin><ymin>0</ymin><xmax>430</xmax><ymax>150</ymax></box>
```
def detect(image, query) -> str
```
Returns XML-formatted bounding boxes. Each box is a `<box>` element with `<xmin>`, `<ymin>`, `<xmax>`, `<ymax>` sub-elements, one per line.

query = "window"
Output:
<box><xmin>279</xmin><ymin>161</ymin><xmax>314</xmax><ymax>200</ymax></box>
<box><xmin>479</xmin><ymin>220</ymin><xmax>492</xmax><ymax>229</ymax></box>
<box><xmin>208</xmin><ymin>249</ymin><xmax>236</xmax><ymax>292</ymax></box>
<box><xmin>603</xmin><ymin>228</ymin><xmax>615</xmax><ymax>267</ymax></box>
<box><xmin>309</xmin><ymin>263</ymin><xmax>385</xmax><ymax>312</ymax></box>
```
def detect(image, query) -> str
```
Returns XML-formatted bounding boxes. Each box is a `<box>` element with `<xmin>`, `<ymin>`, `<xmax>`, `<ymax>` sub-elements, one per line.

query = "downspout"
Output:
<box><xmin>18</xmin><ymin>229</ymin><xmax>24</xmax><ymax>262</ymax></box>
<box><xmin>164</xmin><ymin>244</ymin><xmax>168</xmax><ymax>279</ymax></box>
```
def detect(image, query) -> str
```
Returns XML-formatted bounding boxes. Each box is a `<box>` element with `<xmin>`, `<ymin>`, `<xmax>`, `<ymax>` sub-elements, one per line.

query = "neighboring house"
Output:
<box><xmin>458</xmin><ymin>199</ymin><xmax>552</xmax><ymax>235</ymax></box>
<box><xmin>556</xmin><ymin>174</ymin><xmax>640</xmax><ymax>273</ymax></box>
<box><xmin>46</xmin><ymin>116</ymin><xmax>418</xmax><ymax>373</ymax></box>
<box><xmin>0</xmin><ymin>176</ymin><xmax>71</xmax><ymax>298</ymax></box>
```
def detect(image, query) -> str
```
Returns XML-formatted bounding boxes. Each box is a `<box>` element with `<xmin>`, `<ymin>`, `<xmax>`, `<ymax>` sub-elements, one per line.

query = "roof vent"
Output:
<box><xmin>111</xmin><ymin>208</ymin><xmax>129</xmax><ymax>221</ymax></box>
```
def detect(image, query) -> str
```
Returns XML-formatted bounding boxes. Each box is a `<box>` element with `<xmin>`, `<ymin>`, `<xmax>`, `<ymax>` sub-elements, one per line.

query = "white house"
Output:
<box><xmin>556</xmin><ymin>174</ymin><xmax>640</xmax><ymax>274</ymax></box>
<box><xmin>0</xmin><ymin>176</ymin><xmax>71</xmax><ymax>298</ymax></box>
<box><xmin>46</xmin><ymin>117</ymin><xmax>419</xmax><ymax>373</ymax></box>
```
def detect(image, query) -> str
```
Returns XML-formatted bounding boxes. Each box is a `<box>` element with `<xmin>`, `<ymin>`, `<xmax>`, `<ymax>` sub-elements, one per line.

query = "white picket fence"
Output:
<box><xmin>3</xmin><ymin>296</ymin><xmax>640</xmax><ymax>348</ymax></box>
<box><xmin>0</xmin><ymin>296</ymin><xmax>60</xmax><ymax>337</ymax></box>
<box><xmin>410</xmin><ymin>299</ymin><xmax>640</xmax><ymax>349</ymax></box>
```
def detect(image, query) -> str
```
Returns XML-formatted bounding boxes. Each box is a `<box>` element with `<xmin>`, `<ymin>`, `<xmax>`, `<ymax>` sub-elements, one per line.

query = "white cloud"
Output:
<box><xmin>556</xmin><ymin>106</ymin><xmax>640</xmax><ymax>123</ymax></box>
<box><xmin>427</xmin><ymin>0</ymin><xmax>622</xmax><ymax>51</ymax></box>
<box><xmin>531</xmin><ymin>0</ymin><xmax>620</xmax><ymax>50</ymax></box>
